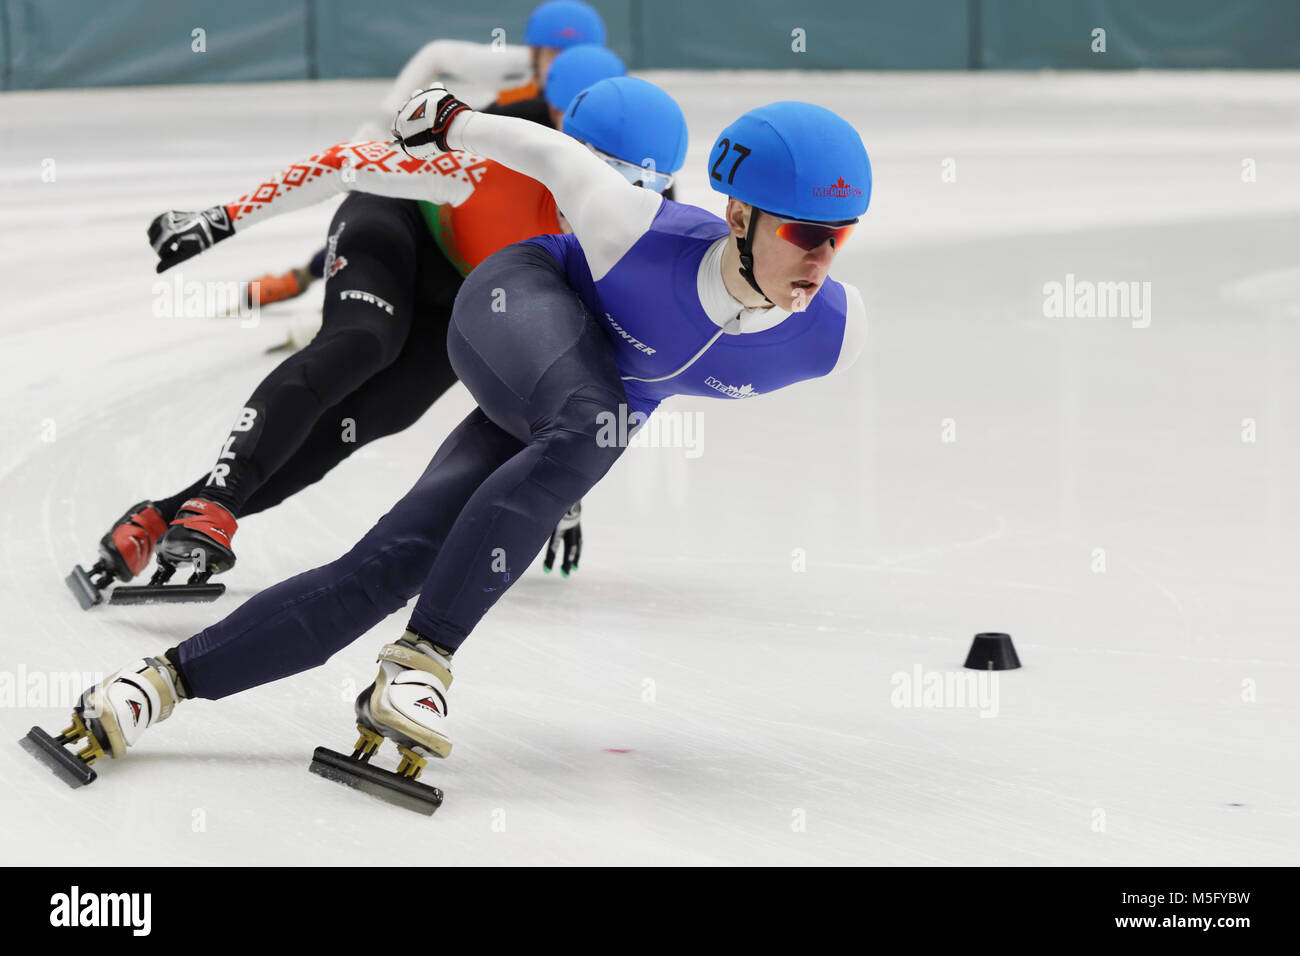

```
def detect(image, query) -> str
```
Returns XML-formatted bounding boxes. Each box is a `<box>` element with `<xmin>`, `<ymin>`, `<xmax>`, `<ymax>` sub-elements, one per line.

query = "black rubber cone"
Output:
<box><xmin>963</xmin><ymin>632</ymin><xmax>1022</xmax><ymax>670</ymax></box>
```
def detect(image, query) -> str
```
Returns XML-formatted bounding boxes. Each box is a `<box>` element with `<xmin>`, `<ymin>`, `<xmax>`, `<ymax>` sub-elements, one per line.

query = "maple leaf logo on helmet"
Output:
<box><xmin>813</xmin><ymin>177</ymin><xmax>862</xmax><ymax>199</ymax></box>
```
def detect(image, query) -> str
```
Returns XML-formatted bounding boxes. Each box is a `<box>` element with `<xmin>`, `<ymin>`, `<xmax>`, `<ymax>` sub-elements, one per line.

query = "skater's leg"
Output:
<box><xmin>405</xmin><ymin>242</ymin><xmax>633</xmax><ymax>650</ymax></box>
<box><xmin>151</xmin><ymin>478</ymin><xmax>209</xmax><ymax>521</ymax></box>
<box><xmin>193</xmin><ymin>193</ymin><xmax>426</xmax><ymax>517</ymax></box>
<box><xmin>146</xmin><ymin>195</ymin><xmax>441</xmax><ymax>577</ymax></box>
<box><xmin>155</xmin><ymin>201</ymin><xmax>462</xmax><ymax>523</ymax></box>
<box><xmin>242</xmin><ymin>304</ymin><xmax>460</xmax><ymax>517</ymax></box>
<box><xmin>171</xmin><ymin>408</ymin><xmax>523</xmax><ymax>700</ymax></box>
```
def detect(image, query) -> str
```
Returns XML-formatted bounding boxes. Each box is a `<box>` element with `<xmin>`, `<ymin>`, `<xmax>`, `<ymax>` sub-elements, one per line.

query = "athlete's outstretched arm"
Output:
<box><xmin>147</xmin><ymin>141</ymin><xmax>476</xmax><ymax>272</ymax></box>
<box><xmin>222</xmin><ymin>142</ymin><xmax>476</xmax><ymax>228</ymax></box>
<box><xmin>446</xmin><ymin>110</ymin><xmax>663</xmax><ymax>279</ymax></box>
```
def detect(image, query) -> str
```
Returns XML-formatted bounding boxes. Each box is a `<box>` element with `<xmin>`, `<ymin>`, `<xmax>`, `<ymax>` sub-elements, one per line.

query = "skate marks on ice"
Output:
<box><xmin>3</xmin><ymin>74</ymin><xmax>1300</xmax><ymax>863</ymax></box>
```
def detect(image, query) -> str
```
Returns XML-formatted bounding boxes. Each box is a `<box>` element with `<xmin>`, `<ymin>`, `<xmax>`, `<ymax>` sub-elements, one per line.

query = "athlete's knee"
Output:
<box><xmin>293</xmin><ymin>326</ymin><xmax>401</xmax><ymax>398</ymax></box>
<box><xmin>339</xmin><ymin>533</ymin><xmax>439</xmax><ymax>617</ymax></box>
<box><xmin>537</xmin><ymin>387</ymin><xmax>630</xmax><ymax>482</ymax></box>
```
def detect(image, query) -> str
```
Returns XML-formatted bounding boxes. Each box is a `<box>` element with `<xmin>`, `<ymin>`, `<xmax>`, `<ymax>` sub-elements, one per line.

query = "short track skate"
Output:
<box><xmin>19</xmin><ymin>715</ymin><xmax>102</xmax><ymax>788</ymax></box>
<box><xmin>310</xmin><ymin>725</ymin><xmax>444</xmax><ymax>815</ymax></box>
<box><xmin>66</xmin><ymin>559</ymin><xmax>226</xmax><ymax>608</ymax></box>
<box><xmin>309</xmin><ymin>724</ymin><xmax>443</xmax><ymax>815</ymax></box>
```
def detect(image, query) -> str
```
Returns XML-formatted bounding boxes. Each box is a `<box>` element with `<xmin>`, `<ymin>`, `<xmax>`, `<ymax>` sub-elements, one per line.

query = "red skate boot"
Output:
<box><xmin>66</xmin><ymin>501</ymin><xmax>168</xmax><ymax>609</ymax></box>
<box><xmin>96</xmin><ymin>498</ymin><xmax>237</xmax><ymax>606</ymax></box>
<box><xmin>247</xmin><ymin>267</ymin><xmax>314</xmax><ymax>308</ymax></box>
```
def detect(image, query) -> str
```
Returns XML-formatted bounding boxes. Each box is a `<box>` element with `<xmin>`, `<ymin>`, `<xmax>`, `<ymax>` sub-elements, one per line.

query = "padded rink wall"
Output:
<box><xmin>1</xmin><ymin>0</ymin><xmax>1297</xmax><ymax>90</ymax></box>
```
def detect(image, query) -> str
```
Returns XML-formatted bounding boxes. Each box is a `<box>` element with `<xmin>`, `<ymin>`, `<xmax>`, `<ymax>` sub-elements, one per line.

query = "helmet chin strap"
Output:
<box><xmin>735</xmin><ymin>208</ymin><xmax>774</xmax><ymax>306</ymax></box>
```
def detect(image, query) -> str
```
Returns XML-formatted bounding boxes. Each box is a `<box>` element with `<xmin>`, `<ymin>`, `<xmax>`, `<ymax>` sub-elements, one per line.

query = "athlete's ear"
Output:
<box><xmin>726</xmin><ymin>199</ymin><xmax>751</xmax><ymax>238</ymax></box>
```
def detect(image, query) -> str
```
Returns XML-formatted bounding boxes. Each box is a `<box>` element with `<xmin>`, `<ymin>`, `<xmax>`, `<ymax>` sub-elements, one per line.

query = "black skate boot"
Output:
<box><xmin>113</xmin><ymin>498</ymin><xmax>236</xmax><ymax>605</ymax></box>
<box><xmin>155</xmin><ymin>497</ymin><xmax>238</xmax><ymax>577</ymax></box>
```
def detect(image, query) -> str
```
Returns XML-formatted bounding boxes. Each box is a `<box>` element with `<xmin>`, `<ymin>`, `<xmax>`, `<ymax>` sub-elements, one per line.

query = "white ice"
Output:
<box><xmin>1</xmin><ymin>71</ymin><xmax>1298</xmax><ymax>865</ymax></box>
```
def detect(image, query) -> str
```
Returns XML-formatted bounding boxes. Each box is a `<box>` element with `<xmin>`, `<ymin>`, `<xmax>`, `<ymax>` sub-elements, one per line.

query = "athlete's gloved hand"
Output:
<box><xmin>394</xmin><ymin>85</ymin><xmax>472</xmax><ymax>161</ymax></box>
<box><xmin>147</xmin><ymin>206</ymin><xmax>236</xmax><ymax>274</ymax></box>
<box><xmin>543</xmin><ymin>501</ymin><xmax>582</xmax><ymax>577</ymax></box>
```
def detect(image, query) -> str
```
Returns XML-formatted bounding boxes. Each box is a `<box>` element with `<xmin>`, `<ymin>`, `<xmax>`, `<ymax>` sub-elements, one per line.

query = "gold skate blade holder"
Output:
<box><xmin>352</xmin><ymin>725</ymin><xmax>384</xmax><ymax>761</ymax></box>
<box><xmin>65</xmin><ymin>714</ymin><xmax>106</xmax><ymax>765</ymax></box>
<box><xmin>395</xmin><ymin>745</ymin><xmax>427</xmax><ymax>780</ymax></box>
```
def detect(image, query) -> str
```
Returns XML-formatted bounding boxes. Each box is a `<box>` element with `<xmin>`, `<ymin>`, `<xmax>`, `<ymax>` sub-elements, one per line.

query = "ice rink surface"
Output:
<box><xmin>1</xmin><ymin>71</ymin><xmax>1298</xmax><ymax>865</ymax></box>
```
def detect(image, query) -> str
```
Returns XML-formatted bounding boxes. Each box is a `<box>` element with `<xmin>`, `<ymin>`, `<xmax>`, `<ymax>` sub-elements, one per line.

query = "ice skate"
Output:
<box><xmin>66</xmin><ymin>500</ymin><xmax>168</xmax><ymax>609</ymax></box>
<box><xmin>113</xmin><ymin>497</ymin><xmax>236</xmax><ymax>605</ymax></box>
<box><xmin>246</xmin><ymin>266</ymin><xmax>315</xmax><ymax>309</ymax></box>
<box><xmin>309</xmin><ymin>631</ymin><xmax>452</xmax><ymax>814</ymax></box>
<box><xmin>20</xmin><ymin>657</ymin><xmax>183</xmax><ymax>788</ymax></box>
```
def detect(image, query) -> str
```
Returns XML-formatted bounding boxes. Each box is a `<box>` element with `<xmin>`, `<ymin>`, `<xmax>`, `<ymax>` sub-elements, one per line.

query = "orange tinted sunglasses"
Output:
<box><xmin>762</xmin><ymin>210</ymin><xmax>858</xmax><ymax>251</ymax></box>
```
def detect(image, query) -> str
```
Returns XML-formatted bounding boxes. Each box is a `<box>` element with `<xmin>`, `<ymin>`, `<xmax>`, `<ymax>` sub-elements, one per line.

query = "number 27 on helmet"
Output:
<box><xmin>708</xmin><ymin>101</ymin><xmax>871</xmax><ymax>249</ymax></box>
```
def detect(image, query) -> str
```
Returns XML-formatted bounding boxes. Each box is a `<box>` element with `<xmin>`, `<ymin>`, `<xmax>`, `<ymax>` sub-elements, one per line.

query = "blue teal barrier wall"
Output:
<box><xmin>977</xmin><ymin>0</ymin><xmax>1300</xmax><ymax>69</ymax></box>
<box><xmin>633</xmin><ymin>0</ymin><xmax>972</xmax><ymax>70</ymax></box>
<box><xmin>3</xmin><ymin>0</ymin><xmax>309</xmax><ymax>89</ymax></box>
<box><xmin>2</xmin><ymin>0</ymin><xmax>1297</xmax><ymax>90</ymax></box>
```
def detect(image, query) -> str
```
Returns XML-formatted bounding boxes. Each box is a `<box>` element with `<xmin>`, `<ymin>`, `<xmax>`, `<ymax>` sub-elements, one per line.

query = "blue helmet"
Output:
<box><xmin>525</xmin><ymin>1</ymin><xmax>606</xmax><ymax>49</ymax></box>
<box><xmin>544</xmin><ymin>44</ymin><xmax>626</xmax><ymax>111</ymax></box>
<box><xmin>562</xmin><ymin>76</ymin><xmax>688</xmax><ymax>186</ymax></box>
<box><xmin>708</xmin><ymin>101</ymin><xmax>871</xmax><ymax>223</ymax></box>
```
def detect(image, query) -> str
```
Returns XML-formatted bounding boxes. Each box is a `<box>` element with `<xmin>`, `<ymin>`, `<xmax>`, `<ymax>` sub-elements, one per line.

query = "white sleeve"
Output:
<box><xmin>827</xmin><ymin>282</ymin><xmax>867</xmax><ymax>376</ymax></box>
<box><xmin>374</xmin><ymin>40</ymin><xmax>532</xmax><ymax>135</ymax></box>
<box><xmin>448</xmin><ymin>111</ymin><xmax>661</xmax><ymax>279</ymax></box>
<box><xmin>225</xmin><ymin>141</ymin><xmax>476</xmax><ymax>231</ymax></box>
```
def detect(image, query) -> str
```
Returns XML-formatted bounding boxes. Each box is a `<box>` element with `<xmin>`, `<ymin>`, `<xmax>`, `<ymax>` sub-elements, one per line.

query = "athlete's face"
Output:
<box><xmin>729</xmin><ymin>201</ymin><xmax>843</xmax><ymax>312</ymax></box>
<box><xmin>532</xmin><ymin>46</ymin><xmax>562</xmax><ymax>87</ymax></box>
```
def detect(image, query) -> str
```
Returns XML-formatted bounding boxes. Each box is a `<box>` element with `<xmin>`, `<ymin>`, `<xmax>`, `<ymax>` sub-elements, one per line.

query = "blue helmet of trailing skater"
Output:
<box><xmin>562</xmin><ymin>76</ymin><xmax>688</xmax><ymax>190</ymax></box>
<box><xmin>544</xmin><ymin>44</ymin><xmax>626</xmax><ymax>111</ymax></box>
<box><xmin>708</xmin><ymin>101</ymin><xmax>871</xmax><ymax>223</ymax></box>
<box><xmin>525</xmin><ymin>0</ymin><xmax>607</xmax><ymax>48</ymax></box>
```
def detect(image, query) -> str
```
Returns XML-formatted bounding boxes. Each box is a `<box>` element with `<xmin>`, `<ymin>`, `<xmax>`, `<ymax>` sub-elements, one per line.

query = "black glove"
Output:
<box><xmin>543</xmin><ymin>501</ymin><xmax>582</xmax><ymax>577</ymax></box>
<box><xmin>147</xmin><ymin>206</ymin><xmax>235</xmax><ymax>273</ymax></box>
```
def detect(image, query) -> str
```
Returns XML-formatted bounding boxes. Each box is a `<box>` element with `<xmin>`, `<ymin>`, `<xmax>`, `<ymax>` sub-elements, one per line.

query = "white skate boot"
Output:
<box><xmin>22</xmin><ymin>656</ymin><xmax>183</xmax><ymax>786</ymax></box>
<box><xmin>78</xmin><ymin>657</ymin><xmax>183</xmax><ymax>759</ymax></box>
<box><xmin>353</xmin><ymin>632</ymin><xmax>454</xmax><ymax>779</ymax></box>
<box><xmin>309</xmin><ymin>631</ymin><xmax>453</xmax><ymax>812</ymax></box>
